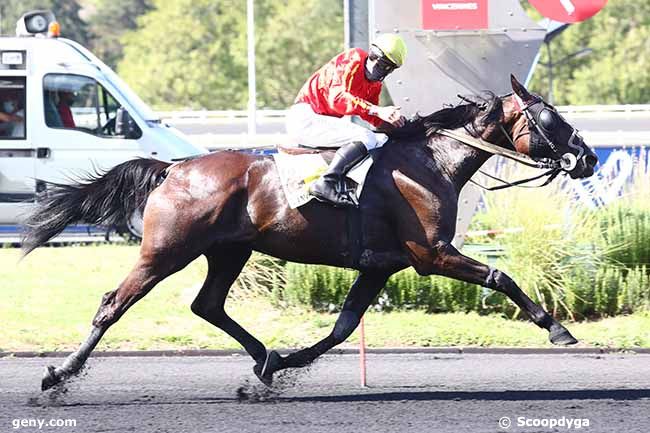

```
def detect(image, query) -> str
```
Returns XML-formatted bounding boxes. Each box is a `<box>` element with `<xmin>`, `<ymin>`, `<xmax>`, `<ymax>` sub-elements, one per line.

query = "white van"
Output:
<box><xmin>0</xmin><ymin>10</ymin><xmax>207</xmax><ymax>237</ymax></box>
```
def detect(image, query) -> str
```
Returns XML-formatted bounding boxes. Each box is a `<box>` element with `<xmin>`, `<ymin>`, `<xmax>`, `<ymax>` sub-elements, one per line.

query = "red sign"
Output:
<box><xmin>421</xmin><ymin>0</ymin><xmax>489</xmax><ymax>30</ymax></box>
<box><xmin>528</xmin><ymin>0</ymin><xmax>608</xmax><ymax>23</ymax></box>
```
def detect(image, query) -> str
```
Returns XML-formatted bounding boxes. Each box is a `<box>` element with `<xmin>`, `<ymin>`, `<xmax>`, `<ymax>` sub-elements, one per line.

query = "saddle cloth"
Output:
<box><xmin>272</xmin><ymin>150</ymin><xmax>374</xmax><ymax>209</ymax></box>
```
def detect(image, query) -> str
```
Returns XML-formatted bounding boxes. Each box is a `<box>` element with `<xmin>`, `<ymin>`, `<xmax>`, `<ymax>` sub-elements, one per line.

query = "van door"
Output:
<box><xmin>0</xmin><ymin>75</ymin><xmax>35</xmax><ymax>224</ymax></box>
<box><xmin>33</xmin><ymin>73</ymin><xmax>144</xmax><ymax>187</ymax></box>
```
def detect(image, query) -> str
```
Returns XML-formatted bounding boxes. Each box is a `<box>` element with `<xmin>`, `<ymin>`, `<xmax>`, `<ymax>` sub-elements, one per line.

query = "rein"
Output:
<box><xmin>470</xmin><ymin>166</ymin><xmax>561</xmax><ymax>191</ymax></box>
<box><xmin>437</xmin><ymin>129</ymin><xmax>540</xmax><ymax>168</ymax></box>
<box><xmin>436</xmin><ymin>128</ymin><xmax>562</xmax><ymax>191</ymax></box>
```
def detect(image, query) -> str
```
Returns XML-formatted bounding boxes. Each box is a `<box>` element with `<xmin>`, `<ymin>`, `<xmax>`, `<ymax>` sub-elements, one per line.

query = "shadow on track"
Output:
<box><xmin>35</xmin><ymin>388</ymin><xmax>650</xmax><ymax>408</ymax></box>
<box><xmin>279</xmin><ymin>389</ymin><xmax>650</xmax><ymax>403</ymax></box>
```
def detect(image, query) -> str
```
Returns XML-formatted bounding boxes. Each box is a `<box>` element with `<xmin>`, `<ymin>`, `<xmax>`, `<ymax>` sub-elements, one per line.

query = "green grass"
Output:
<box><xmin>1</xmin><ymin>245</ymin><xmax>649</xmax><ymax>352</ymax></box>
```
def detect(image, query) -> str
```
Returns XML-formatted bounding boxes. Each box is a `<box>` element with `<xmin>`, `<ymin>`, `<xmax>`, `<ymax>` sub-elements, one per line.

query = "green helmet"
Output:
<box><xmin>371</xmin><ymin>34</ymin><xmax>407</xmax><ymax>67</ymax></box>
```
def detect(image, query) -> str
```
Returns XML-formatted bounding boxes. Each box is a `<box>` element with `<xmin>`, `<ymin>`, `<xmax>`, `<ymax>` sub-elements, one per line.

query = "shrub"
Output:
<box><xmin>618</xmin><ymin>265</ymin><xmax>650</xmax><ymax>314</ymax></box>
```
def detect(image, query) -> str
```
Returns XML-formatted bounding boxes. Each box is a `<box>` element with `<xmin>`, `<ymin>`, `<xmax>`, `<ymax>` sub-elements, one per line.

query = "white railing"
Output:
<box><xmin>556</xmin><ymin>104</ymin><xmax>650</xmax><ymax>115</ymax></box>
<box><xmin>157</xmin><ymin>105</ymin><xmax>650</xmax><ymax>149</ymax></box>
<box><xmin>190</xmin><ymin>134</ymin><xmax>283</xmax><ymax>150</ymax></box>
<box><xmin>156</xmin><ymin>105</ymin><xmax>650</xmax><ymax>123</ymax></box>
<box><xmin>157</xmin><ymin>109</ymin><xmax>287</xmax><ymax>123</ymax></box>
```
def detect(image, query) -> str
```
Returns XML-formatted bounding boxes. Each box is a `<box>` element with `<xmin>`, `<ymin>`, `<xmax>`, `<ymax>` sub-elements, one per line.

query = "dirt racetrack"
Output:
<box><xmin>1</xmin><ymin>352</ymin><xmax>649</xmax><ymax>433</ymax></box>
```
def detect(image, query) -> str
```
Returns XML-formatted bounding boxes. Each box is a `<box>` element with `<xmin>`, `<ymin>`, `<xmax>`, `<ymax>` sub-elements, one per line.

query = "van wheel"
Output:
<box><xmin>122</xmin><ymin>209</ymin><xmax>144</xmax><ymax>241</ymax></box>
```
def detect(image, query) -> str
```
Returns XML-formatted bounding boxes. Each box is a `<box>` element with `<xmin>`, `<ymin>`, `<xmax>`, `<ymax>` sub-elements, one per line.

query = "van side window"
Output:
<box><xmin>44</xmin><ymin>74</ymin><xmax>98</xmax><ymax>131</ymax></box>
<box><xmin>0</xmin><ymin>77</ymin><xmax>26</xmax><ymax>140</ymax></box>
<box><xmin>43</xmin><ymin>74</ymin><xmax>136</xmax><ymax>138</ymax></box>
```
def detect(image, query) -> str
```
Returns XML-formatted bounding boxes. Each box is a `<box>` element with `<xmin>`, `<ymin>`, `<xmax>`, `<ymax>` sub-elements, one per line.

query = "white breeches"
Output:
<box><xmin>286</xmin><ymin>103</ymin><xmax>388</xmax><ymax>151</ymax></box>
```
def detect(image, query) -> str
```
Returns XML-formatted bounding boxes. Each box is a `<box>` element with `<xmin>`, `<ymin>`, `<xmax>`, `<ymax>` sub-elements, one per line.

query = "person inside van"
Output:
<box><xmin>57</xmin><ymin>90</ymin><xmax>76</xmax><ymax>128</ymax></box>
<box><xmin>0</xmin><ymin>90</ymin><xmax>25</xmax><ymax>138</ymax></box>
<box><xmin>44</xmin><ymin>90</ymin><xmax>63</xmax><ymax>127</ymax></box>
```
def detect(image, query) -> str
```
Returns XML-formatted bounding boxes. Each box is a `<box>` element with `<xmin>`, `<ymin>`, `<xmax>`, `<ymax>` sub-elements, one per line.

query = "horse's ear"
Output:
<box><xmin>510</xmin><ymin>74</ymin><xmax>533</xmax><ymax>102</ymax></box>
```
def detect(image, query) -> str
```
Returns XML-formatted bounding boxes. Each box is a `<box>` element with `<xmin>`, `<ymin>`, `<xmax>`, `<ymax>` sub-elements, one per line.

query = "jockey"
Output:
<box><xmin>287</xmin><ymin>33</ymin><xmax>407</xmax><ymax>207</ymax></box>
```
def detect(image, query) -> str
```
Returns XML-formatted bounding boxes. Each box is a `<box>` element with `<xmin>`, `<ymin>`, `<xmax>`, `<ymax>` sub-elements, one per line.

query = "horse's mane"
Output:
<box><xmin>387</xmin><ymin>91</ymin><xmax>504</xmax><ymax>140</ymax></box>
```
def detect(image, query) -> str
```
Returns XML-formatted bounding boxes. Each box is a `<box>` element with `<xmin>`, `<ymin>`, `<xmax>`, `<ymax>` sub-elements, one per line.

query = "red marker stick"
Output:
<box><xmin>359</xmin><ymin>316</ymin><xmax>367</xmax><ymax>387</ymax></box>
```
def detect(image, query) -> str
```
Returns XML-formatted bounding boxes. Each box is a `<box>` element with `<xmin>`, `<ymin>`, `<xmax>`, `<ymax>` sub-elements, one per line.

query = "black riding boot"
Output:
<box><xmin>309</xmin><ymin>141</ymin><xmax>368</xmax><ymax>207</ymax></box>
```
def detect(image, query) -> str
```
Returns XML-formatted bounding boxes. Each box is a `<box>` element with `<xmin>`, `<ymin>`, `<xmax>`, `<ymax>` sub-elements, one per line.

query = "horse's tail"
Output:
<box><xmin>22</xmin><ymin>158</ymin><xmax>171</xmax><ymax>256</ymax></box>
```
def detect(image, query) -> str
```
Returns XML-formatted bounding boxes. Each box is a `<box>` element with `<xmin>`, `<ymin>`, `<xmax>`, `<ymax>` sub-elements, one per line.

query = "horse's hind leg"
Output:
<box><xmin>258</xmin><ymin>271</ymin><xmax>392</xmax><ymax>384</ymax></box>
<box><xmin>190</xmin><ymin>246</ymin><xmax>269</xmax><ymax>379</ymax></box>
<box><xmin>41</xmin><ymin>251</ymin><xmax>192</xmax><ymax>391</ymax></box>
<box><xmin>411</xmin><ymin>241</ymin><xmax>577</xmax><ymax>345</ymax></box>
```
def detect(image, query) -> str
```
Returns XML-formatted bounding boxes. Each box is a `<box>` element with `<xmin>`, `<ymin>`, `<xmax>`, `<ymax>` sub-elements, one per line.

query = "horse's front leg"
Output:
<box><xmin>259</xmin><ymin>271</ymin><xmax>392</xmax><ymax>385</ymax></box>
<box><xmin>407</xmin><ymin>240</ymin><xmax>577</xmax><ymax>345</ymax></box>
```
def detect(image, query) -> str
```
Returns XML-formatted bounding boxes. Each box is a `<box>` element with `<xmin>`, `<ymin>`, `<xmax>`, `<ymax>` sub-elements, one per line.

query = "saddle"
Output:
<box><xmin>275</xmin><ymin>143</ymin><xmax>365</xmax><ymax>268</ymax></box>
<box><xmin>273</xmin><ymin>142</ymin><xmax>377</xmax><ymax>209</ymax></box>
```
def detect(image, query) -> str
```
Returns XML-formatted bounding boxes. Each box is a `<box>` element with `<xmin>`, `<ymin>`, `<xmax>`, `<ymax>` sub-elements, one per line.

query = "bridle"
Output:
<box><xmin>511</xmin><ymin>93</ymin><xmax>585</xmax><ymax>173</ymax></box>
<box><xmin>438</xmin><ymin>93</ymin><xmax>586</xmax><ymax>191</ymax></box>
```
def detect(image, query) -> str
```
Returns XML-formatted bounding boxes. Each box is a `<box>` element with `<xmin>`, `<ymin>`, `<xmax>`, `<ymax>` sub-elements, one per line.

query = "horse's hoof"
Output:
<box><xmin>253</xmin><ymin>351</ymin><xmax>284</xmax><ymax>386</ymax></box>
<box><xmin>549</xmin><ymin>324</ymin><xmax>578</xmax><ymax>346</ymax></box>
<box><xmin>41</xmin><ymin>365</ymin><xmax>64</xmax><ymax>391</ymax></box>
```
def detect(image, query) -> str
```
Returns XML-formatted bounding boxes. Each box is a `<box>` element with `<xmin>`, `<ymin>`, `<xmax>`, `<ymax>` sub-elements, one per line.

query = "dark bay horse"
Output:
<box><xmin>26</xmin><ymin>76</ymin><xmax>597</xmax><ymax>391</ymax></box>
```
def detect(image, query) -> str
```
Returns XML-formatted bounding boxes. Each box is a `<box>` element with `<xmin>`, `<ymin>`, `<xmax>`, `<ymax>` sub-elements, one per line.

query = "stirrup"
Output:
<box><xmin>310</xmin><ymin>190</ymin><xmax>358</xmax><ymax>208</ymax></box>
<box><xmin>331</xmin><ymin>193</ymin><xmax>358</xmax><ymax>207</ymax></box>
<box><xmin>339</xmin><ymin>188</ymin><xmax>359</xmax><ymax>207</ymax></box>
<box><xmin>310</xmin><ymin>179</ymin><xmax>358</xmax><ymax>208</ymax></box>
<box><xmin>325</xmin><ymin>178</ymin><xmax>357</xmax><ymax>207</ymax></box>
<box><xmin>337</xmin><ymin>179</ymin><xmax>359</xmax><ymax>207</ymax></box>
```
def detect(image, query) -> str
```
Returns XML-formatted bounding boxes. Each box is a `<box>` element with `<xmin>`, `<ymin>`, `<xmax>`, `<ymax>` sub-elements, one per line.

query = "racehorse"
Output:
<box><xmin>25</xmin><ymin>75</ymin><xmax>597</xmax><ymax>391</ymax></box>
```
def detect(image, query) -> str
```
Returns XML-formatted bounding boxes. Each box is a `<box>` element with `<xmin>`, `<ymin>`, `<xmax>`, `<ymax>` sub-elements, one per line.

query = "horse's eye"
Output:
<box><xmin>538</xmin><ymin>109</ymin><xmax>557</xmax><ymax>131</ymax></box>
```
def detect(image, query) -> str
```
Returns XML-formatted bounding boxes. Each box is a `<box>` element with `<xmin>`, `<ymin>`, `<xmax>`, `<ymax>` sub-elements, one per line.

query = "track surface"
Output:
<box><xmin>1</xmin><ymin>353</ymin><xmax>649</xmax><ymax>433</ymax></box>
